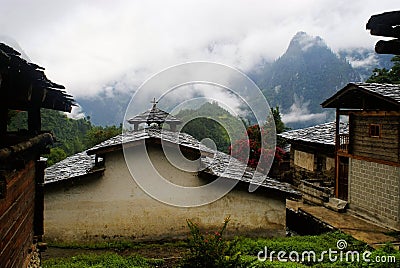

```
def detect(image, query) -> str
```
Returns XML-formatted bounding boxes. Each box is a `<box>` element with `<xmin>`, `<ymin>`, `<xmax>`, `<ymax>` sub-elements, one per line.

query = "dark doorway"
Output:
<box><xmin>338</xmin><ymin>157</ymin><xmax>349</xmax><ymax>201</ymax></box>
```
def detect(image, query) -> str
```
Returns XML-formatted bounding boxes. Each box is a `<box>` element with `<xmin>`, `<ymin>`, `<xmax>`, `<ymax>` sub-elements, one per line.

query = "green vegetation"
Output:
<box><xmin>228</xmin><ymin>106</ymin><xmax>288</xmax><ymax>172</ymax></box>
<box><xmin>42</xmin><ymin>253</ymin><xmax>163</xmax><ymax>268</ymax></box>
<box><xmin>175</xmin><ymin>102</ymin><xmax>245</xmax><ymax>153</ymax></box>
<box><xmin>7</xmin><ymin>109</ymin><xmax>121</xmax><ymax>166</ymax></box>
<box><xmin>43</xmin><ymin>225</ymin><xmax>399</xmax><ymax>267</ymax></box>
<box><xmin>367</xmin><ymin>55</ymin><xmax>400</xmax><ymax>84</ymax></box>
<box><xmin>47</xmin><ymin>240</ymin><xmax>187</xmax><ymax>251</ymax></box>
<box><xmin>175</xmin><ymin>102</ymin><xmax>289</xmax><ymax>162</ymax></box>
<box><xmin>181</xmin><ymin>216</ymin><xmax>242</xmax><ymax>267</ymax></box>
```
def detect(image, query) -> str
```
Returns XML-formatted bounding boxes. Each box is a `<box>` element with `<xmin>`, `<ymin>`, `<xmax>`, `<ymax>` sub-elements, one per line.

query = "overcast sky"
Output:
<box><xmin>0</xmin><ymin>0</ymin><xmax>399</xmax><ymax>99</ymax></box>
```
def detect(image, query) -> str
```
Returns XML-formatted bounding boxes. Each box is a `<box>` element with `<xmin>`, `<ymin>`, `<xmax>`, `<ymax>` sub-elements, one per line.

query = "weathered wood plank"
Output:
<box><xmin>351</xmin><ymin>115</ymin><xmax>399</xmax><ymax>162</ymax></box>
<box><xmin>0</xmin><ymin>161</ymin><xmax>35</xmax><ymax>216</ymax></box>
<box><xmin>0</xmin><ymin>205</ymin><xmax>34</xmax><ymax>267</ymax></box>
<box><xmin>0</xmin><ymin>185</ymin><xmax>34</xmax><ymax>249</ymax></box>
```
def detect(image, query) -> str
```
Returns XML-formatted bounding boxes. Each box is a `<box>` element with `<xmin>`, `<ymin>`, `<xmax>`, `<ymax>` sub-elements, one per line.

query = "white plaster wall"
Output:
<box><xmin>44</xmin><ymin>147</ymin><xmax>286</xmax><ymax>243</ymax></box>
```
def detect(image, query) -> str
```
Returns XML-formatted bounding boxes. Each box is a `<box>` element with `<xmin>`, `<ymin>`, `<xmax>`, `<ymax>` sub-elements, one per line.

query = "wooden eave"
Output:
<box><xmin>367</xmin><ymin>11</ymin><xmax>400</xmax><ymax>37</ymax></box>
<box><xmin>366</xmin><ymin>10</ymin><xmax>400</xmax><ymax>55</ymax></box>
<box><xmin>289</xmin><ymin>140</ymin><xmax>335</xmax><ymax>155</ymax></box>
<box><xmin>0</xmin><ymin>43</ymin><xmax>74</xmax><ymax>113</ymax></box>
<box><xmin>321</xmin><ymin>84</ymin><xmax>400</xmax><ymax>110</ymax></box>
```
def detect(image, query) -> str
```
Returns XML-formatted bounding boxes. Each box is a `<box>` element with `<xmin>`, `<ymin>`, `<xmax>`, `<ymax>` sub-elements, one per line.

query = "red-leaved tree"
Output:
<box><xmin>229</xmin><ymin>124</ymin><xmax>285</xmax><ymax>174</ymax></box>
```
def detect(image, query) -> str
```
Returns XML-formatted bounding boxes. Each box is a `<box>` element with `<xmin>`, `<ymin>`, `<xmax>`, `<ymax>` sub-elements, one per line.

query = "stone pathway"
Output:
<box><xmin>287</xmin><ymin>200</ymin><xmax>399</xmax><ymax>248</ymax></box>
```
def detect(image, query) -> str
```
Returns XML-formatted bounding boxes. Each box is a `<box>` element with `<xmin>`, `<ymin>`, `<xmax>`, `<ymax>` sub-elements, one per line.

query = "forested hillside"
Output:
<box><xmin>8</xmin><ymin>110</ymin><xmax>121</xmax><ymax>165</ymax></box>
<box><xmin>175</xmin><ymin>102</ymin><xmax>245</xmax><ymax>153</ymax></box>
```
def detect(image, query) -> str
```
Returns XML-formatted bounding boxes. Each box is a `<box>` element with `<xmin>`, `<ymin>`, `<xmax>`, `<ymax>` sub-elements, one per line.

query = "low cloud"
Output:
<box><xmin>282</xmin><ymin>95</ymin><xmax>326</xmax><ymax>124</ymax></box>
<box><xmin>65</xmin><ymin>104</ymin><xmax>85</xmax><ymax>120</ymax></box>
<box><xmin>346</xmin><ymin>53</ymin><xmax>379</xmax><ymax>69</ymax></box>
<box><xmin>1</xmin><ymin>0</ymin><xmax>399</xmax><ymax>99</ymax></box>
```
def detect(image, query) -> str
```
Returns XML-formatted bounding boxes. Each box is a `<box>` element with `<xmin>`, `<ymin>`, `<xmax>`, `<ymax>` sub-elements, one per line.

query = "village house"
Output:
<box><xmin>278</xmin><ymin>122</ymin><xmax>348</xmax><ymax>205</ymax></box>
<box><xmin>0</xmin><ymin>43</ymin><xmax>74</xmax><ymax>267</ymax></box>
<box><xmin>322</xmin><ymin>82</ymin><xmax>400</xmax><ymax>229</ymax></box>
<box><xmin>44</xmin><ymin>103</ymin><xmax>299</xmax><ymax>244</ymax></box>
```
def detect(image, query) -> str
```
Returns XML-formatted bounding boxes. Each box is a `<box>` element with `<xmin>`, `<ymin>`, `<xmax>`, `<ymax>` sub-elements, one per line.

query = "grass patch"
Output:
<box><xmin>48</xmin><ymin>240</ymin><xmax>187</xmax><ymax>251</ymax></box>
<box><xmin>237</xmin><ymin>231</ymin><xmax>368</xmax><ymax>257</ymax></box>
<box><xmin>43</xmin><ymin>232</ymin><xmax>400</xmax><ymax>267</ymax></box>
<box><xmin>42</xmin><ymin>252</ymin><xmax>163</xmax><ymax>268</ymax></box>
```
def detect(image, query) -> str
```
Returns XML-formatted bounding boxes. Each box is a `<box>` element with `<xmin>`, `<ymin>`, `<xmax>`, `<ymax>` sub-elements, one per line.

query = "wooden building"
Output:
<box><xmin>322</xmin><ymin>82</ymin><xmax>400</xmax><ymax>229</ymax></box>
<box><xmin>44</xmin><ymin>104</ymin><xmax>299</xmax><ymax>244</ymax></box>
<box><xmin>278</xmin><ymin>122</ymin><xmax>348</xmax><ymax>205</ymax></box>
<box><xmin>0</xmin><ymin>43</ymin><xmax>74</xmax><ymax>267</ymax></box>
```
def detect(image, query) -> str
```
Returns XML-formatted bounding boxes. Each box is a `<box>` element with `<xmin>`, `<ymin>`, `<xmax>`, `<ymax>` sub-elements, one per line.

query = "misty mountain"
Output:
<box><xmin>250</xmin><ymin>32</ymin><xmax>361</xmax><ymax>129</ymax></box>
<box><xmin>76</xmin><ymin>90</ymin><xmax>132</xmax><ymax>126</ymax></box>
<box><xmin>69</xmin><ymin>32</ymin><xmax>393</xmax><ymax>127</ymax></box>
<box><xmin>337</xmin><ymin>47</ymin><xmax>394</xmax><ymax>81</ymax></box>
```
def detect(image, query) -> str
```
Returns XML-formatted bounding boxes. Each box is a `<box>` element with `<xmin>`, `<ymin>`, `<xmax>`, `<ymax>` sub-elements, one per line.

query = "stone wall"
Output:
<box><xmin>299</xmin><ymin>180</ymin><xmax>332</xmax><ymax>205</ymax></box>
<box><xmin>44</xmin><ymin>147</ymin><xmax>287</xmax><ymax>243</ymax></box>
<box><xmin>349</xmin><ymin>158</ymin><xmax>400</xmax><ymax>229</ymax></box>
<box><xmin>294</xmin><ymin>150</ymin><xmax>314</xmax><ymax>171</ymax></box>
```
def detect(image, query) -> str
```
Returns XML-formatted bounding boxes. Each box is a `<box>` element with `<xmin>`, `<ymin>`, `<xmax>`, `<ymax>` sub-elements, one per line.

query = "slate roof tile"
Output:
<box><xmin>45</xmin><ymin>128</ymin><xmax>298</xmax><ymax>196</ymax></box>
<box><xmin>354</xmin><ymin>83</ymin><xmax>400</xmax><ymax>103</ymax></box>
<box><xmin>278</xmin><ymin>122</ymin><xmax>348</xmax><ymax>146</ymax></box>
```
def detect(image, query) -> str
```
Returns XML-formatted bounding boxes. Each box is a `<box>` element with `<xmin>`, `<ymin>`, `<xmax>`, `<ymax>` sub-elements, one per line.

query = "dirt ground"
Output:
<box><xmin>42</xmin><ymin>245</ymin><xmax>187</xmax><ymax>268</ymax></box>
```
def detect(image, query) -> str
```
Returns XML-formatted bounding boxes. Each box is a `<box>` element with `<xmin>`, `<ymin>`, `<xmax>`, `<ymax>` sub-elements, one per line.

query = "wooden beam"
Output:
<box><xmin>370</xmin><ymin>24</ymin><xmax>400</xmax><ymax>38</ymax></box>
<box><xmin>34</xmin><ymin>159</ymin><xmax>46</xmax><ymax>238</ymax></box>
<box><xmin>0</xmin><ymin>107</ymin><xmax>7</xmax><ymax>136</ymax></box>
<box><xmin>344</xmin><ymin>154</ymin><xmax>400</xmax><ymax>167</ymax></box>
<box><xmin>367</xmin><ymin>11</ymin><xmax>400</xmax><ymax>31</ymax></box>
<box><xmin>375</xmin><ymin>39</ymin><xmax>400</xmax><ymax>55</ymax></box>
<box><xmin>335</xmin><ymin>108</ymin><xmax>340</xmax><ymax>198</ymax></box>
<box><xmin>338</xmin><ymin>110</ymin><xmax>400</xmax><ymax>116</ymax></box>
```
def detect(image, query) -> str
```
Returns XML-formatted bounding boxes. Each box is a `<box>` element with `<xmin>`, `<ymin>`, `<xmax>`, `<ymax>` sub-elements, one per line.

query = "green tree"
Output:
<box><xmin>176</xmin><ymin>102</ymin><xmax>244</xmax><ymax>153</ymax></box>
<box><xmin>7</xmin><ymin>109</ymin><xmax>121</xmax><ymax>166</ymax></box>
<box><xmin>45</xmin><ymin>147</ymin><xmax>67</xmax><ymax>166</ymax></box>
<box><xmin>269</xmin><ymin>106</ymin><xmax>290</xmax><ymax>149</ymax></box>
<box><xmin>84</xmin><ymin>124</ymin><xmax>122</xmax><ymax>148</ymax></box>
<box><xmin>366</xmin><ymin>55</ymin><xmax>400</xmax><ymax>84</ymax></box>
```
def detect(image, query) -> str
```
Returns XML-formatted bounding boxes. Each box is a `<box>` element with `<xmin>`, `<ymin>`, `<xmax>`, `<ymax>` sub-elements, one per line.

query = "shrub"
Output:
<box><xmin>181</xmin><ymin>216</ymin><xmax>244</xmax><ymax>268</ymax></box>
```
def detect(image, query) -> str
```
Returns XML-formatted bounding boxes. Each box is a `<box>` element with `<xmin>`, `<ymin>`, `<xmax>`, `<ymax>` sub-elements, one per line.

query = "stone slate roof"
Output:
<box><xmin>278</xmin><ymin>122</ymin><xmax>349</xmax><ymax>146</ymax></box>
<box><xmin>127</xmin><ymin>105</ymin><xmax>181</xmax><ymax>125</ymax></box>
<box><xmin>45</xmin><ymin>152</ymin><xmax>96</xmax><ymax>184</ymax></box>
<box><xmin>202</xmin><ymin>152</ymin><xmax>297</xmax><ymax>195</ymax></box>
<box><xmin>87</xmin><ymin>128</ymin><xmax>214</xmax><ymax>154</ymax></box>
<box><xmin>355</xmin><ymin>83</ymin><xmax>400</xmax><ymax>103</ymax></box>
<box><xmin>322</xmin><ymin>82</ymin><xmax>400</xmax><ymax>110</ymax></box>
<box><xmin>45</xmin><ymin>128</ymin><xmax>298</xmax><ymax>196</ymax></box>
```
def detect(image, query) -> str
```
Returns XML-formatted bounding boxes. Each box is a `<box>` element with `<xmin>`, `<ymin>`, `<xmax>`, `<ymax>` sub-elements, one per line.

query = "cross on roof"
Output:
<box><xmin>151</xmin><ymin>98</ymin><xmax>158</xmax><ymax>108</ymax></box>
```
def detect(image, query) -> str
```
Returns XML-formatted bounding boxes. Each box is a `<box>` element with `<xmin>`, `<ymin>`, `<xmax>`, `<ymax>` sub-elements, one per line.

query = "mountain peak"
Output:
<box><xmin>288</xmin><ymin>31</ymin><xmax>327</xmax><ymax>52</ymax></box>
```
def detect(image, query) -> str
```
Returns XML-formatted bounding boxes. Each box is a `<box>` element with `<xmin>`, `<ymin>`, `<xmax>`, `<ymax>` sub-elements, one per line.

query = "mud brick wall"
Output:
<box><xmin>349</xmin><ymin>158</ymin><xmax>400</xmax><ymax>229</ymax></box>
